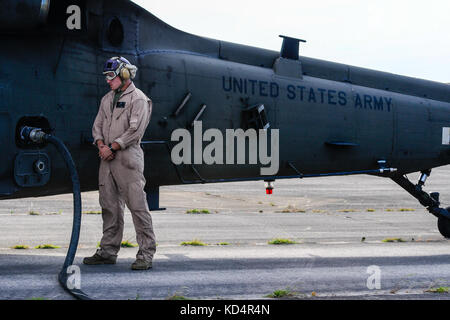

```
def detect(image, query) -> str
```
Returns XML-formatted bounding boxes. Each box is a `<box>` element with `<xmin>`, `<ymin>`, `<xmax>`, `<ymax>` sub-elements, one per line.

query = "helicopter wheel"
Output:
<box><xmin>437</xmin><ymin>210</ymin><xmax>450</xmax><ymax>239</ymax></box>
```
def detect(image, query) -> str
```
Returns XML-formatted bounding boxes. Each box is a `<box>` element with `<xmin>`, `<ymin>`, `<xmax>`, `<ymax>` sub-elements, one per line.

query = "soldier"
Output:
<box><xmin>83</xmin><ymin>57</ymin><xmax>156</xmax><ymax>270</ymax></box>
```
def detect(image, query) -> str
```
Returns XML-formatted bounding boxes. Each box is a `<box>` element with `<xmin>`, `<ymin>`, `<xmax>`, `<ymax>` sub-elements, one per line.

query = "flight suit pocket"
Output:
<box><xmin>121</xmin><ymin>152</ymin><xmax>138</xmax><ymax>170</ymax></box>
<box><xmin>114</xmin><ymin>104</ymin><xmax>129</xmax><ymax>121</ymax></box>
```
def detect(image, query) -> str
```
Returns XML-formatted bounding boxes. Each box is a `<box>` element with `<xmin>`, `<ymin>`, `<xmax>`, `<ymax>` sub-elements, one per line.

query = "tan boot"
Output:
<box><xmin>83</xmin><ymin>253</ymin><xmax>116</xmax><ymax>265</ymax></box>
<box><xmin>131</xmin><ymin>259</ymin><xmax>152</xmax><ymax>270</ymax></box>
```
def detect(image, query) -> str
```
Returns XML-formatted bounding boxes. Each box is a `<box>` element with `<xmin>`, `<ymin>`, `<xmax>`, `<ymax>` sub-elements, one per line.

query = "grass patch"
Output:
<box><xmin>366</xmin><ymin>209</ymin><xmax>376</xmax><ymax>212</ymax></box>
<box><xmin>268</xmin><ymin>238</ymin><xmax>297</xmax><ymax>245</ymax></box>
<box><xmin>382</xmin><ymin>238</ymin><xmax>405</xmax><ymax>243</ymax></box>
<box><xmin>121</xmin><ymin>240</ymin><xmax>138</xmax><ymax>248</ymax></box>
<box><xmin>35</xmin><ymin>244</ymin><xmax>60</xmax><ymax>249</ymax></box>
<box><xmin>181</xmin><ymin>239</ymin><xmax>207</xmax><ymax>246</ymax></box>
<box><xmin>425</xmin><ymin>287</ymin><xmax>449</xmax><ymax>294</ymax></box>
<box><xmin>29</xmin><ymin>210</ymin><xmax>62</xmax><ymax>215</ymax></box>
<box><xmin>12</xmin><ymin>245</ymin><xmax>30</xmax><ymax>250</ymax></box>
<box><xmin>277</xmin><ymin>205</ymin><xmax>306</xmax><ymax>213</ymax></box>
<box><xmin>265</xmin><ymin>288</ymin><xmax>301</xmax><ymax>299</ymax></box>
<box><xmin>28</xmin><ymin>297</ymin><xmax>50</xmax><ymax>300</ymax></box>
<box><xmin>217</xmin><ymin>242</ymin><xmax>230</xmax><ymax>246</ymax></box>
<box><xmin>186</xmin><ymin>209</ymin><xmax>211</xmax><ymax>214</ymax></box>
<box><xmin>385</xmin><ymin>208</ymin><xmax>416</xmax><ymax>212</ymax></box>
<box><xmin>338</xmin><ymin>209</ymin><xmax>357</xmax><ymax>213</ymax></box>
<box><xmin>166</xmin><ymin>294</ymin><xmax>190</xmax><ymax>300</ymax></box>
<box><xmin>83</xmin><ymin>211</ymin><xmax>102</xmax><ymax>215</ymax></box>
<box><xmin>46</xmin><ymin>211</ymin><xmax>62</xmax><ymax>215</ymax></box>
<box><xmin>312</xmin><ymin>210</ymin><xmax>326</xmax><ymax>213</ymax></box>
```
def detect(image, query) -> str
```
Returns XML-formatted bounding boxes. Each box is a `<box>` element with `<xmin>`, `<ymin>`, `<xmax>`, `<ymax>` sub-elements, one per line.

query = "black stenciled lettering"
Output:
<box><xmin>259</xmin><ymin>81</ymin><xmax>268</xmax><ymax>97</ymax></box>
<box><xmin>384</xmin><ymin>97</ymin><xmax>392</xmax><ymax>112</ymax></box>
<box><xmin>338</xmin><ymin>91</ymin><xmax>347</xmax><ymax>106</ymax></box>
<box><xmin>317</xmin><ymin>88</ymin><xmax>326</xmax><ymax>104</ymax></box>
<box><xmin>233</xmin><ymin>78</ymin><xmax>243</xmax><ymax>93</ymax></box>
<box><xmin>373</xmin><ymin>96</ymin><xmax>383</xmax><ymax>110</ymax></box>
<box><xmin>297</xmin><ymin>86</ymin><xmax>306</xmax><ymax>101</ymax></box>
<box><xmin>222</xmin><ymin>76</ymin><xmax>232</xmax><ymax>92</ymax></box>
<box><xmin>364</xmin><ymin>95</ymin><xmax>373</xmax><ymax>109</ymax></box>
<box><xmin>355</xmin><ymin>94</ymin><xmax>363</xmax><ymax>108</ymax></box>
<box><xmin>308</xmin><ymin>88</ymin><xmax>316</xmax><ymax>103</ymax></box>
<box><xmin>249</xmin><ymin>79</ymin><xmax>257</xmax><ymax>95</ymax></box>
<box><xmin>270</xmin><ymin>82</ymin><xmax>279</xmax><ymax>98</ymax></box>
<box><xmin>287</xmin><ymin>85</ymin><xmax>296</xmax><ymax>100</ymax></box>
<box><xmin>328</xmin><ymin>90</ymin><xmax>337</xmax><ymax>105</ymax></box>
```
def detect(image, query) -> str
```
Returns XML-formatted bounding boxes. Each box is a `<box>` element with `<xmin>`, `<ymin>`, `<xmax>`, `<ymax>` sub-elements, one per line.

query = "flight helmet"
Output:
<box><xmin>103</xmin><ymin>56</ymin><xmax>138</xmax><ymax>81</ymax></box>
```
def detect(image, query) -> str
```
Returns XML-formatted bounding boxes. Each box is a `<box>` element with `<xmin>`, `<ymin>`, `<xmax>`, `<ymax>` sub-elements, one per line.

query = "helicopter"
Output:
<box><xmin>1</xmin><ymin>0</ymin><xmax>450</xmax><ymax>241</ymax></box>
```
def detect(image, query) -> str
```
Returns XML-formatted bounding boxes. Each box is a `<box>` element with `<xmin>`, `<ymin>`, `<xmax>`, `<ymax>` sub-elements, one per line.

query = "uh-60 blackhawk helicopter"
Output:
<box><xmin>0</xmin><ymin>0</ymin><xmax>449</xmax><ymax>299</ymax></box>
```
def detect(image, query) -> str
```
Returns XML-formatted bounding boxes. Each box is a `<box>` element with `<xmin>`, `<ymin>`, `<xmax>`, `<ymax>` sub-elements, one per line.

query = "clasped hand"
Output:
<box><xmin>99</xmin><ymin>145</ymin><xmax>115</xmax><ymax>161</ymax></box>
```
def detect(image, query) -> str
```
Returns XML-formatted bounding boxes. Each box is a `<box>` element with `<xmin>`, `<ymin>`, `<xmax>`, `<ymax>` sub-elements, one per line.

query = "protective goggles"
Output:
<box><xmin>104</xmin><ymin>71</ymin><xmax>119</xmax><ymax>81</ymax></box>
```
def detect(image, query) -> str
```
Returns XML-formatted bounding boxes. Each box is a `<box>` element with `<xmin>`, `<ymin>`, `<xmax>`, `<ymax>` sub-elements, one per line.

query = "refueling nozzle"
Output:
<box><xmin>20</xmin><ymin>126</ymin><xmax>47</xmax><ymax>143</ymax></box>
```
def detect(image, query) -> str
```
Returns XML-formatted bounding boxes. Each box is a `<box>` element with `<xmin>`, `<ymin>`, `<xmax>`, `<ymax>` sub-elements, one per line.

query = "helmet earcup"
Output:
<box><xmin>120</xmin><ymin>67</ymin><xmax>130</xmax><ymax>80</ymax></box>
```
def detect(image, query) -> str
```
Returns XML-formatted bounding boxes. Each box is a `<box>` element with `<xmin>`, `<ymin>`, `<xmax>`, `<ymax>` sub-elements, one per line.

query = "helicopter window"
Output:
<box><xmin>242</xmin><ymin>104</ymin><xmax>270</xmax><ymax>130</ymax></box>
<box><xmin>107</xmin><ymin>17</ymin><xmax>124</xmax><ymax>47</ymax></box>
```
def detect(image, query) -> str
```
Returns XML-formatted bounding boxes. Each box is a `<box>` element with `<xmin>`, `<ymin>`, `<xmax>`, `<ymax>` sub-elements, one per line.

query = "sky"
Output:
<box><xmin>132</xmin><ymin>0</ymin><xmax>450</xmax><ymax>83</ymax></box>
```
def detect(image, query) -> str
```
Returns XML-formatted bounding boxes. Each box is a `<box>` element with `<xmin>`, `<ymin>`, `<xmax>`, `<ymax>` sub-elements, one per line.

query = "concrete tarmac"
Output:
<box><xmin>0</xmin><ymin>166</ymin><xmax>449</xmax><ymax>300</ymax></box>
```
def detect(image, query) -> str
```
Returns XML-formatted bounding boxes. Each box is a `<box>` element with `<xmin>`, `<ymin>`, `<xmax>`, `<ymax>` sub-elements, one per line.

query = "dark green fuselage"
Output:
<box><xmin>1</xmin><ymin>0</ymin><xmax>449</xmax><ymax>199</ymax></box>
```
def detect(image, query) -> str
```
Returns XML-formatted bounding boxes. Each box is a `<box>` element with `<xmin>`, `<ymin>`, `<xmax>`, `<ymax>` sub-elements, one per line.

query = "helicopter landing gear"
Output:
<box><xmin>438</xmin><ymin>212</ymin><xmax>450</xmax><ymax>239</ymax></box>
<box><xmin>391</xmin><ymin>170</ymin><xmax>450</xmax><ymax>239</ymax></box>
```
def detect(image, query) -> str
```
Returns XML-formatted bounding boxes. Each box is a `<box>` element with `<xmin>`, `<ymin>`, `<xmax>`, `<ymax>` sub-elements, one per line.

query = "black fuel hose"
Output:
<box><xmin>20</xmin><ymin>127</ymin><xmax>91</xmax><ymax>300</ymax></box>
<box><xmin>44</xmin><ymin>134</ymin><xmax>91</xmax><ymax>300</ymax></box>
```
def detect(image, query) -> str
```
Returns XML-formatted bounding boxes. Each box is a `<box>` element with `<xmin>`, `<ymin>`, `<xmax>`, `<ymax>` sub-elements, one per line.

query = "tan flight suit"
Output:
<box><xmin>92</xmin><ymin>82</ymin><xmax>156</xmax><ymax>262</ymax></box>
